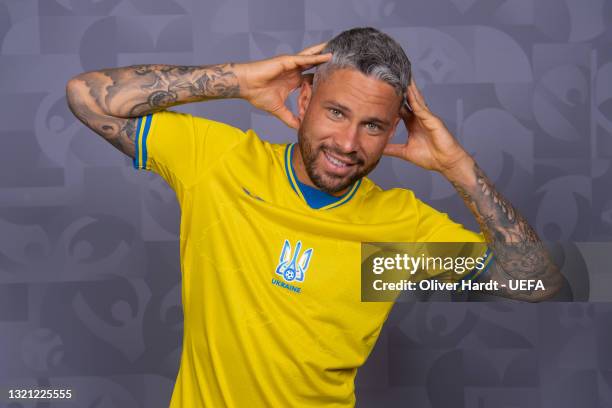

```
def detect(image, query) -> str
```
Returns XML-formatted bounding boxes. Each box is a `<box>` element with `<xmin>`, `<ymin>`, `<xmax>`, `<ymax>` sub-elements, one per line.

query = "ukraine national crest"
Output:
<box><xmin>275</xmin><ymin>240</ymin><xmax>313</xmax><ymax>283</ymax></box>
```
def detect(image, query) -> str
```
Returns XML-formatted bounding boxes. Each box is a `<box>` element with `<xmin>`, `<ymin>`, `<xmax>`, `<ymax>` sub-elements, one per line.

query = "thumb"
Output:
<box><xmin>383</xmin><ymin>143</ymin><xmax>405</xmax><ymax>158</ymax></box>
<box><xmin>271</xmin><ymin>105</ymin><xmax>300</xmax><ymax>129</ymax></box>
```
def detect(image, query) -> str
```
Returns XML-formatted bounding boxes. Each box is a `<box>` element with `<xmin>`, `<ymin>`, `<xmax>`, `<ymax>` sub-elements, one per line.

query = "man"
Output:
<box><xmin>66</xmin><ymin>27</ymin><xmax>562</xmax><ymax>407</ymax></box>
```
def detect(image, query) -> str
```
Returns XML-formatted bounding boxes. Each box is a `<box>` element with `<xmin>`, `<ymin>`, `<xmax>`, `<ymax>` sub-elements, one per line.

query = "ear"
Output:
<box><xmin>386</xmin><ymin>95</ymin><xmax>406</xmax><ymax>139</ymax></box>
<box><xmin>297</xmin><ymin>76</ymin><xmax>314</xmax><ymax>123</ymax></box>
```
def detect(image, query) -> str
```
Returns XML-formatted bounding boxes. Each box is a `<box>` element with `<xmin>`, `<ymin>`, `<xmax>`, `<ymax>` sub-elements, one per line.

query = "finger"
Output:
<box><xmin>399</xmin><ymin>101</ymin><xmax>413</xmax><ymax>120</ymax></box>
<box><xmin>298</xmin><ymin>63</ymin><xmax>317</xmax><ymax>71</ymax></box>
<box><xmin>383</xmin><ymin>143</ymin><xmax>405</xmax><ymax>158</ymax></box>
<box><xmin>271</xmin><ymin>105</ymin><xmax>300</xmax><ymax>129</ymax></box>
<box><xmin>298</xmin><ymin>42</ymin><xmax>328</xmax><ymax>56</ymax></box>
<box><xmin>291</xmin><ymin>53</ymin><xmax>332</xmax><ymax>68</ymax></box>
<box><xmin>409</xmin><ymin>75</ymin><xmax>418</xmax><ymax>93</ymax></box>
<box><xmin>406</xmin><ymin>84</ymin><xmax>431</xmax><ymax>119</ymax></box>
<box><xmin>410</xmin><ymin>77</ymin><xmax>428</xmax><ymax>110</ymax></box>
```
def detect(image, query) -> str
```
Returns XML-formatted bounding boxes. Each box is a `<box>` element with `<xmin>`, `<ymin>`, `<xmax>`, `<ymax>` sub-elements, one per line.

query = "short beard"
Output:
<box><xmin>297</xmin><ymin>126</ymin><xmax>380</xmax><ymax>195</ymax></box>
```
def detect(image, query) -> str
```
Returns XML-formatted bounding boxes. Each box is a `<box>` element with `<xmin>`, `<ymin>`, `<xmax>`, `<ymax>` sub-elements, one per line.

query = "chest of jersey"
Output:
<box><xmin>178</xmin><ymin>141</ymin><xmax>404</xmax><ymax>374</ymax></box>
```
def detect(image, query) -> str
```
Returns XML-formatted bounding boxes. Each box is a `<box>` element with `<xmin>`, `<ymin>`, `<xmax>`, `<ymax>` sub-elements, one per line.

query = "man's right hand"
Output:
<box><xmin>236</xmin><ymin>42</ymin><xmax>332</xmax><ymax>129</ymax></box>
<box><xmin>66</xmin><ymin>43</ymin><xmax>331</xmax><ymax>159</ymax></box>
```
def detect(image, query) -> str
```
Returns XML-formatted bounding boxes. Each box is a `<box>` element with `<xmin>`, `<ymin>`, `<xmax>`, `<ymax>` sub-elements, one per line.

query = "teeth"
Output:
<box><xmin>325</xmin><ymin>152</ymin><xmax>348</xmax><ymax>167</ymax></box>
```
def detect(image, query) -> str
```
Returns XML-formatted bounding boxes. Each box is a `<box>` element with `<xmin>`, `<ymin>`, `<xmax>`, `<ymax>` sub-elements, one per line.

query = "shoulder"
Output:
<box><xmin>192</xmin><ymin>113</ymin><xmax>245</xmax><ymax>135</ymax></box>
<box><xmin>154</xmin><ymin>109</ymin><xmax>251</xmax><ymax>141</ymax></box>
<box><xmin>358</xmin><ymin>177</ymin><xmax>421</xmax><ymax>215</ymax></box>
<box><xmin>356</xmin><ymin>178</ymin><xmax>461</xmax><ymax>234</ymax></box>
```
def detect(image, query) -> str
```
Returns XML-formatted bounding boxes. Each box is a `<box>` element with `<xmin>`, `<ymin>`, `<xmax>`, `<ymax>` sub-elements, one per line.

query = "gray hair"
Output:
<box><xmin>313</xmin><ymin>27</ymin><xmax>411</xmax><ymax>99</ymax></box>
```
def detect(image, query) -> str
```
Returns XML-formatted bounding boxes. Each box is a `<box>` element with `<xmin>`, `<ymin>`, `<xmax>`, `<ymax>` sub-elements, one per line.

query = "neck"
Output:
<box><xmin>291</xmin><ymin>144</ymin><xmax>349</xmax><ymax>197</ymax></box>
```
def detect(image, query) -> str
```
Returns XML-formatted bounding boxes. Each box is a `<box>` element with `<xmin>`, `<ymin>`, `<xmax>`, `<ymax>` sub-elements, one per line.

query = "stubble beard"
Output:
<box><xmin>297</xmin><ymin>126</ymin><xmax>380</xmax><ymax>195</ymax></box>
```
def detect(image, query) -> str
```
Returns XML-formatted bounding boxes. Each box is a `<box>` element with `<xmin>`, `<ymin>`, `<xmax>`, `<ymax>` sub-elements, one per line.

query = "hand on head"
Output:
<box><xmin>384</xmin><ymin>77</ymin><xmax>470</xmax><ymax>174</ymax></box>
<box><xmin>238</xmin><ymin>42</ymin><xmax>332</xmax><ymax>129</ymax></box>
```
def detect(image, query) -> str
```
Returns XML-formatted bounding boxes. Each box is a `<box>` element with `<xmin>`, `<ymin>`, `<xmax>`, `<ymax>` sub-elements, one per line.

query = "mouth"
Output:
<box><xmin>321</xmin><ymin>149</ymin><xmax>358</xmax><ymax>176</ymax></box>
<box><xmin>323</xmin><ymin>150</ymin><xmax>357</xmax><ymax>167</ymax></box>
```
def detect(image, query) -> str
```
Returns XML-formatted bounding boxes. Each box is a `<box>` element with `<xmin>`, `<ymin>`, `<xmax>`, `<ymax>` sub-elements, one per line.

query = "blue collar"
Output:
<box><xmin>284</xmin><ymin>143</ymin><xmax>361</xmax><ymax>210</ymax></box>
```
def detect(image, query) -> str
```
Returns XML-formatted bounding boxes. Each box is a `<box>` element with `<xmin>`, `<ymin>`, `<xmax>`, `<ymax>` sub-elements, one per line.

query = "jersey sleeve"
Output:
<box><xmin>415</xmin><ymin>197</ymin><xmax>493</xmax><ymax>283</ymax></box>
<box><xmin>132</xmin><ymin>109</ymin><xmax>248</xmax><ymax>191</ymax></box>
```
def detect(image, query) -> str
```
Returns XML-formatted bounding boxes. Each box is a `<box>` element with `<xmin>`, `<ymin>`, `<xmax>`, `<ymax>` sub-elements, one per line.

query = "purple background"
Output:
<box><xmin>1</xmin><ymin>0</ymin><xmax>611</xmax><ymax>407</ymax></box>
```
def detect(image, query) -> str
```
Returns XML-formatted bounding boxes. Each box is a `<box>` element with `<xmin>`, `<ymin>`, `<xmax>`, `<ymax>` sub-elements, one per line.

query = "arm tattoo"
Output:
<box><xmin>66</xmin><ymin>83</ymin><xmax>139</xmax><ymax>158</ymax></box>
<box><xmin>66</xmin><ymin>63</ymin><xmax>240</xmax><ymax>158</ymax></box>
<box><xmin>96</xmin><ymin>63</ymin><xmax>240</xmax><ymax>117</ymax></box>
<box><xmin>450</xmin><ymin>161</ymin><xmax>562</xmax><ymax>301</ymax></box>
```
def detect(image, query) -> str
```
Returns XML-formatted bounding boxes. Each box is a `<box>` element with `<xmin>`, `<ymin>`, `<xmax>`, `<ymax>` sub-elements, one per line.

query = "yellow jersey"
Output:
<box><xmin>132</xmin><ymin>109</ymin><xmax>490</xmax><ymax>407</ymax></box>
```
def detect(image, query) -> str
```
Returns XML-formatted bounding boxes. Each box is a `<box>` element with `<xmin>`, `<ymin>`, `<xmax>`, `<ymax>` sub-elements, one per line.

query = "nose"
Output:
<box><xmin>333</xmin><ymin>124</ymin><xmax>360</xmax><ymax>154</ymax></box>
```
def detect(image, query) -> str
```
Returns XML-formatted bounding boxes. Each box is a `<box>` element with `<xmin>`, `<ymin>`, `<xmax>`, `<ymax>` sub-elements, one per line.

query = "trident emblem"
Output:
<box><xmin>275</xmin><ymin>240</ymin><xmax>313</xmax><ymax>282</ymax></box>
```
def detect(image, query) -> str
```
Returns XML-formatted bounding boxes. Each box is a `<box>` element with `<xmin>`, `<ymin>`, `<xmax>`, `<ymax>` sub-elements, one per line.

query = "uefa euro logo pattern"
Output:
<box><xmin>275</xmin><ymin>240</ymin><xmax>313</xmax><ymax>283</ymax></box>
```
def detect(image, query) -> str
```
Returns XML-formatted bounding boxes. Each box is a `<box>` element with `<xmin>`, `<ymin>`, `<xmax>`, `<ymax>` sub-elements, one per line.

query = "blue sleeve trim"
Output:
<box><xmin>141</xmin><ymin>114</ymin><xmax>152</xmax><ymax>169</ymax></box>
<box><xmin>132</xmin><ymin>116</ymin><xmax>143</xmax><ymax>169</ymax></box>
<box><xmin>132</xmin><ymin>114</ymin><xmax>153</xmax><ymax>170</ymax></box>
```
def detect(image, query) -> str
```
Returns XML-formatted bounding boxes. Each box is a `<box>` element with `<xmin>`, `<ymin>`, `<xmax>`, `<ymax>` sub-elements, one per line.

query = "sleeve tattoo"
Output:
<box><xmin>450</xmin><ymin>162</ymin><xmax>563</xmax><ymax>301</ymax></box>
<box><xmin>66</xmin><ymin>64</ymin><xmax>240</xmax><ymax>159</ymax></box>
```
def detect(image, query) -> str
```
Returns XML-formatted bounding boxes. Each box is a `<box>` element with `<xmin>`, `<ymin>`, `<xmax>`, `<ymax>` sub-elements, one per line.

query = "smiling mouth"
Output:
<box><xmin>322</xmin><ymin>150</ymin><xmax>357</xmax><ymax>168</ymax></box>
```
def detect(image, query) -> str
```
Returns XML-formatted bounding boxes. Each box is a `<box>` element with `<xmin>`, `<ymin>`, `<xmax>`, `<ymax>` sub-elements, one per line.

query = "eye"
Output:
<box><xmin>365</xmin><ymin>122</ymin><xmax>380</xmax><ymax>131</ymax></box>
<box><xmin>328</xmin><ymin>108</ymin><xmax>343</xmax><ymax>118</ymax></box>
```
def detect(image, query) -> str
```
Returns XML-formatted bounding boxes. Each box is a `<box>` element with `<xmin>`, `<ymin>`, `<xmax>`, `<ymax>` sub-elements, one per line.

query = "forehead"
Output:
<box><xmin>314</xmin><ymin>68</ymin><xmax>402</xmax><ymax>115</ymax></box>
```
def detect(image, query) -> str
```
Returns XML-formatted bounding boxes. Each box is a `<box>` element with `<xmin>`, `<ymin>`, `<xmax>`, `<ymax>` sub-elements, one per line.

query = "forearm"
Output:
<box><xmin>444</xmin><ymin>156</ymin><xmax>563</xmax><ymax>301</ymax></box>
<box><xmin>67</xmin><ymin>63</ymin><xmax>242</xmax><ymax>118</ymax></box>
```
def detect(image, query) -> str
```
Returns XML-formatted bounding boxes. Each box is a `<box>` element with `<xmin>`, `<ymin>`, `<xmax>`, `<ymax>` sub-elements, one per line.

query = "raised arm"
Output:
<box><xmin>65</xmin><ymin>64</ymin><xmax>241</xmax><ymax>159</ymax></box>
<box><xmin>442</xmin><ymin>154</ymin><xmax>562</xmax><ymax>301</ymax></box>
<box><xmin>65</xmin><ymin>43</ymin><xmax>332</xmax><ymax>159</ymax></box>
<box><xmin>384</xmin><ymin>78</ymin><xmax>563</xmax><ymax>302</ymax></box>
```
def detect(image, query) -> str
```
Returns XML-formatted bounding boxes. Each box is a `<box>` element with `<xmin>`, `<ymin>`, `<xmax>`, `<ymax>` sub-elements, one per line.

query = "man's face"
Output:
<box><xmin>296</xmin><ymin>68</ymin><xmax>402</xmax><ymax>195</ymax></box>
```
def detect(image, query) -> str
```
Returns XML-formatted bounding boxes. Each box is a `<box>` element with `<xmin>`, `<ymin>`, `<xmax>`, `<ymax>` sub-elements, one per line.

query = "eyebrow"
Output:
<box><xmin>323</xmin><ymin>100</ymin><xmax>391</xmax><ymax>127</ymax></box>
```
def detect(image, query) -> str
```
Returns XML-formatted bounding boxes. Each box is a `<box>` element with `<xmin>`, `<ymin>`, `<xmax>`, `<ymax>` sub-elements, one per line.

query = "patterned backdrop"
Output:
<box><xmin>0</xmin><ymin>0</ymin><xmax>611</xmax><ymax>407</ymax></box>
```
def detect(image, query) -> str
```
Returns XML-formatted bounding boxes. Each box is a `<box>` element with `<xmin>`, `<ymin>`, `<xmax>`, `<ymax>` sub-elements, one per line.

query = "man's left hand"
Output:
<box><xmin>383</xmin><ymin>77</ymin><xmax>472</xmax><ymax>176</ymax></box>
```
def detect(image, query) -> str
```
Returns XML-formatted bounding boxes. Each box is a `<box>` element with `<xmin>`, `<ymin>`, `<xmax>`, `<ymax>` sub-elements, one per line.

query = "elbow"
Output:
<box><xmin>66</xmin><ymin>73</ymin><xmax>82</xmax><ymax>92</ymax></box>
<box><xmin>65</xmin><ymin>76</ymin><xmax>91</xmax><ymax>118</ymax></box>
<box><xmin>65</xmin><ymin>77</ymin><xmax>81</xmax><ymax>111</ymax></box>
